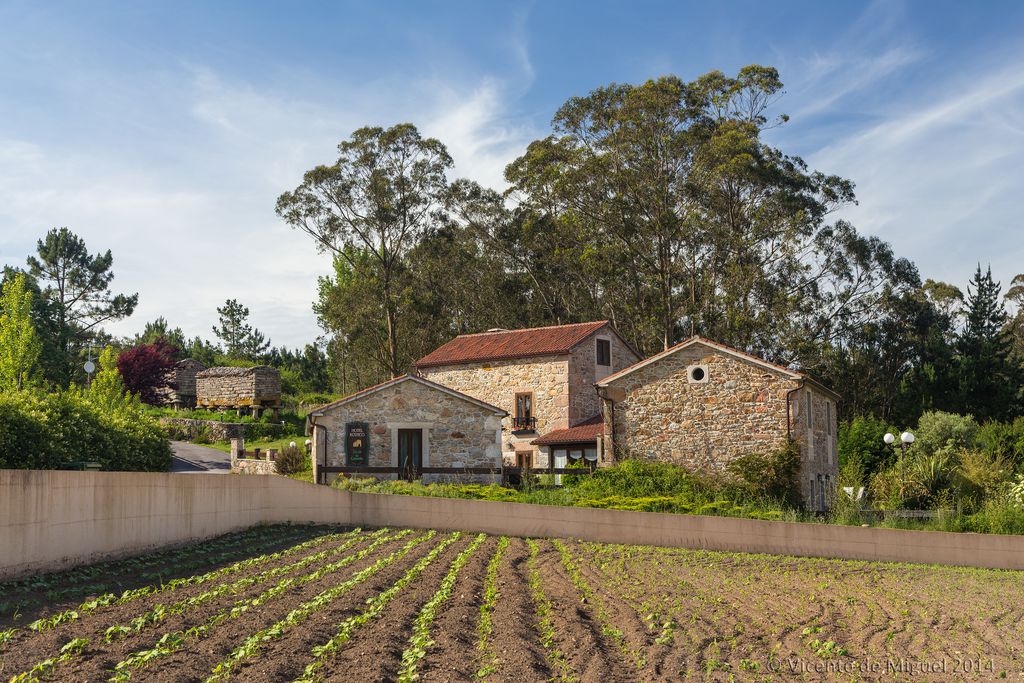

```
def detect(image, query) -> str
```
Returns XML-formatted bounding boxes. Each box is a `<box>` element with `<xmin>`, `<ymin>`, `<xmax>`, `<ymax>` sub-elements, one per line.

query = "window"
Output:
<box><xmin>515</xmin><ymin>392</ymin><xmax>532</xmax><ymax>419</ymax></box>
<box><xmin>687</xmin><ymin>364</ymin><xmax>709</xmax><ymax>383</ymax></box>
<box><xmin>513</xmin><ymin>392</ymin><xmax>535</xmax><ymax>431</ymax></box>
<box><xmin>596</xmin><ymin>338</ymin><xmax>611</xmax><ymax>366</ymax></box>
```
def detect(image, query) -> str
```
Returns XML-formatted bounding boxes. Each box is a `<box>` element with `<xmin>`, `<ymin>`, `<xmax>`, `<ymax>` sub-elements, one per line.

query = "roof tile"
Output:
<box><xmin>415</xmin><ymin>321</ymin><xmax>611</xmax><ymax>368</ymax></box>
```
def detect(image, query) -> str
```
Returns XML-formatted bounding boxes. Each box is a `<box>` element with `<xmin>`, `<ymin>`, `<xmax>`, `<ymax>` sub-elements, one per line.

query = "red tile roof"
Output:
<box><xmin>532</xmin><ymin>414</ymin><xmax>604</xmax><ymax>445</ymax></box>
<box><xmin>415</xmin><ymin>321</ymin><xmax>613</xmax><ymax>368</ymax></box>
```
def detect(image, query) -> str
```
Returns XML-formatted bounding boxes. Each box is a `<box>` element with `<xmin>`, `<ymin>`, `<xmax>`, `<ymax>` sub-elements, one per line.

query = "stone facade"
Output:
<box><xmin>310</xmin><ymin>376</ymin><xmax>504</xmax><ymax>484</ymax></box>
<box><xmin>195</xmin><ymin>366</ymin><xmax>282</xmax><ymax>412</ymax></box>
<box><xmin>419</xmin><ymin>331</ymin><xmax>639</xmax><ymax>465</ymax></box>
<box><xmin>599</xmin><ymin>339</ymin><xmax>838</xmax><ymax>508</ymax></box>
<box><xmin>153</xmin><ymin>359</ymin><xmax>206</xmax><ymax>408</ymax></box>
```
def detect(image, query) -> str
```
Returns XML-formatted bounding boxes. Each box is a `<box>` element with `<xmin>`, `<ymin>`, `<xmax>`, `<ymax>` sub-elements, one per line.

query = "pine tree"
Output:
<box><xmin>955</xmin><ymin>265</ymin><xmax>1017</xmax><ymax>420</ymax></box>
<box><xmin>212</xmin><ymin>299</ymin><xmax>270</xmax><ymax>360</ymax></box>
<box><xmin>0</xmin><ymin>273</ymin><xmax>42</xmax><ymax>390</ymax></box>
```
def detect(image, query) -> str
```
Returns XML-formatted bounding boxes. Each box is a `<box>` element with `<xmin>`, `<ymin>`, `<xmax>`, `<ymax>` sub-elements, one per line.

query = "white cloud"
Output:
<box><xmin>0</xmin><ymin>59</ymin><xmax>536</xmax><ymax>349</ymax></box>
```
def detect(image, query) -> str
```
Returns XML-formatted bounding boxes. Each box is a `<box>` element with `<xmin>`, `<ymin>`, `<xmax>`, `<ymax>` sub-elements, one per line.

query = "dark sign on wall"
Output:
<box><xmin>345</xmin><ymin>422</ymin><xmax>370</xmax><ymax>466</ymax></box>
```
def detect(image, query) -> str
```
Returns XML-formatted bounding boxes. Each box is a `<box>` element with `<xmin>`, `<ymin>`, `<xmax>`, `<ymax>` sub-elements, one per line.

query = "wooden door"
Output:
<box><xmin>397</xmin><ymin>429</ymin><xmax>423</xmax><ymax>479</ymax></box>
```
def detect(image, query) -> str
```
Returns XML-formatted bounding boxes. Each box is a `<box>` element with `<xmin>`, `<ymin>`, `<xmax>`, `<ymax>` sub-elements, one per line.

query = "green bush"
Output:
<box><xmin>0</xmin><ymin>389</ymin><xmax>171</xmax><ymax>471</ymax></box>
<box><xmin>838</xmin><ymin>415</ymin><xmax>895</xmax><ymax>477</ymax></box>
<box><xmin>726</xmin><ymin>441</ymin><xmax>801</xmax><ymax>506</ymax></box>
<box><xmin>976</xmin><ymin>418</ymin><xmax>1024</xmax><ymax>465</ymax></box>
<box><xmin>275</xmin><ymin>445</ymin><xmax>308</xmax><ymax>475</ymax></box>
<box><xmin>912</xmin><ymin>411</ymin><xmax>978</xmax><ymax>456</ymax></box>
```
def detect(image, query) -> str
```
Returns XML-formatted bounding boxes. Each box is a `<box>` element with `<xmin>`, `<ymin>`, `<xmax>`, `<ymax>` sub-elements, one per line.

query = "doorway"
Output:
<box><xmin>397</xmin><ymin>429</ymin><xmax>423</xmax><ymax>479</ymax></box>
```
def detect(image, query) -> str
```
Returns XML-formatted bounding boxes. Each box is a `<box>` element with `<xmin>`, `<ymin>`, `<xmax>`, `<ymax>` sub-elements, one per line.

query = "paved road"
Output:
<box><xmin>171</xmin><ymin>441</ymin><xmax>231</xmax><ymax>473</ymax></box>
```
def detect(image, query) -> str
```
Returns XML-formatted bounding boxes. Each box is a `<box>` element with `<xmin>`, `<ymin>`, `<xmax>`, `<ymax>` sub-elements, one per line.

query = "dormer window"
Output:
<box><xmin>596</xmin><ymin>338</ymin><xmax>611</xmax><ymax>366</ymax></box>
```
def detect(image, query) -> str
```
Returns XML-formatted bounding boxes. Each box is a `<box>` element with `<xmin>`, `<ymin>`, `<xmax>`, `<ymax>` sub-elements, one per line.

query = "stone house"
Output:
<box><xmin>195</xmin><ymin>366</ymin><xmax>282</xmax><ymax>416</ymax></box>
<box><xmin>307</xmin><ymin>374</ymin><xmax>506</xmax><ymax>484</ymax></box>
<box><xmin>414</xmin><ymin>321</ymin><xmax>640</xmax><ymax>469</ymax></box>
<box><xmin>595</xmin><ymin>337</ymin><xmax>840</xmax><ymax>510</ymax></box>
<box><xmin>153</xmin><ymin>358</ymin><xmax>206</xmax><ymax>409</ymax></box>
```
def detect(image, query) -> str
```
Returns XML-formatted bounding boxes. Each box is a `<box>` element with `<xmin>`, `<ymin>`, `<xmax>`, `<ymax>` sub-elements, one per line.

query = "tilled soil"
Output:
<box><xmin>0</xmin><ymin>523</ymin><xmax>330</xmax><ymax>629</ymax></box>
<box><xmin>5</xmin><ymin>528</ymin><xmax>1024</xmax><ymax>683</ymax></box>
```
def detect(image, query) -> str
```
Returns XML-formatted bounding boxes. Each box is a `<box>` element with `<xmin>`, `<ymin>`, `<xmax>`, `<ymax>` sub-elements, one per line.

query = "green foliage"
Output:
<box><xmin>275</xmin><ymin>445</ymin><xmax>308</xmax><ymax>476</ymax></box>
<box><xmin>0</xmin><ymin>272</ymin><xmax>42</xmax><ymax>391</ymax></box>
<box><xmin>838</xmin><ymin>416</ymin><xmax>895</xmax><ymax>477</ymax></box>
<box><xmin>726</xmin><ymin>441</ymin><xmax>801</xmax><ymax>505</ymax></box>
<box><xmin>955</xmin><ymin>449</ymin><xmax>1013</xmax><ymax>504</ymax></box>
<box><xmin>212</xmin><ymin>299</ymin><xmax>270</xmax><ymax>360</ymax></box>
<box><xmin>976</xmin><ymin>418</ymin><xmax>1024</xmax><ymax>464</ymax></box>
<box><xmin>25</xmin><ymin>227</ymin><xmax>137</xmax><ymax>386</ymax></box>
<box><xmin>912</xmin><ymin>410</ymin><xmax>979</xmax><ymax>456</ymax></box>
<box><xmin>0</xmin><ymin>388</ymin><xmax>171</xmax><ymax>471</ymax></box>
<box><xmin>89</xmin><ymin>346</ymin><xmax>130</xmax><ymax>412</ymax></box>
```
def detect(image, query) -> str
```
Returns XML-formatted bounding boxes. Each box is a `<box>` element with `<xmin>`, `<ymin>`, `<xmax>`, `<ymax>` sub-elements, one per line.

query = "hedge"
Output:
<box><xmin>0</xmin><ymin>389</ymin><xmax>172</xmax><ymax>471</ymax></box>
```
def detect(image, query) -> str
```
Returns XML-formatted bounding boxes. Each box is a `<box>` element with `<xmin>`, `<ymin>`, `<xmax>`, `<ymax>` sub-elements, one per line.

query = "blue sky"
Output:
<box><xmin>1</xmin><ymin>1</ymin><xmax>1023</xmax><ymax>348</ymax></box>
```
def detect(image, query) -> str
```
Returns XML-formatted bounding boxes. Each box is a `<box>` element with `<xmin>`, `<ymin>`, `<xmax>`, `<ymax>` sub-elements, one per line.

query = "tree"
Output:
<box><xmin>117</xmin><ymin>338</ymin><xmax>179</xmax><ymax>404</ymax></box>
<box><xmin>0</xmin><ymin>273</ymin><xmax>42</xmax><ymax>390</ymax></box>
<box><xmin>955</xmin><ymin>265</ymin><xmax>1017</xmax><ymax>420</ymax></box>
<box><xmin>504</xmin><ymin>68</ymin><xmax>909</xmax><ymax>362</ymax></box>
<box><xmin>26</xmin><ymin>227</ymin><xmax>137</xmax><ymax>384</ymax></box>
<box><xmin>277</xmin><ymin>123</ymin><xmax>453</xmax><ymax>377</ymax></box>
<box><xmin>89</xmin><ymin>345</ymin><xmax>129</xmax><ymax>411</ymax></box>
<box><xmin>212</xmin><ymin>299</ymin><xmax>270</xmax><ymax>360</ymax></box>
<box><xmin>133</xmin><ymin>317</ymin><xmax>186</xmax><ymax>351</ymax></box>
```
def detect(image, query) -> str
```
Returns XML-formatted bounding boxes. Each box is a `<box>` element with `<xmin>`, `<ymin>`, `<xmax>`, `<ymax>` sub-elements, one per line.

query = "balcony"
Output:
<box><xmin>511</xmin><ymin>415</ymin><xmax>537</xmax><ymax>433</ymax></box>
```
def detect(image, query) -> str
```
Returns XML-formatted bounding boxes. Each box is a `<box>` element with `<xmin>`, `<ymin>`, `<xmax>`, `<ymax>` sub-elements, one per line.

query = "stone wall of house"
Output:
<box><xmin>196</xmin><ymin>366</ymin><xmax>281</xmax><ymax>409</ymax></box>
<box><xmin>605</xmin><ymin>343</ymin><xmax>801</xmax><ymax>471</ymax></box>
<box><xmin>419</xmin><ymin>355</ymin><xmax>570</xmax><ymax>463</ymax></box>
<box><xmin>791</xmin><ymin>386</ymin><xmax>840</xmax><ymax>510</ymax></box>
<box><xmin>312</xmin><ymin>378</ymin><xmax>503</xmax><ymax>482</ymax></box>
<box><xmin>568</xmin><ymin>333</ymin><xmax>639</xmax><ymax>424</ymax></box>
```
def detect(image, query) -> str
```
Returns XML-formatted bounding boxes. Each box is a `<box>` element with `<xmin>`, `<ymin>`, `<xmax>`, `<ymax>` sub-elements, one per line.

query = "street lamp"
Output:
<box><xmin>883</xmin><ymin>431</ymin><xmax>915</xmax><ymax>505</ymax></box>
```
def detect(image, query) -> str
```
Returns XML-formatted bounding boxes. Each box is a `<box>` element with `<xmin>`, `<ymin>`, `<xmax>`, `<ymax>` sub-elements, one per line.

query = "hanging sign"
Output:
<box><xmin>345</xmin><ymin>421</ymin><xmax>370</xmax><ymax>466</ymax></box>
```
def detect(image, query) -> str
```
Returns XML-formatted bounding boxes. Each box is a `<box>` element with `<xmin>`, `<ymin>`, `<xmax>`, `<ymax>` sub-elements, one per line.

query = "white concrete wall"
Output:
<box><xmin>3</xmin><ymin>469</ymin><xmax>1024</xmax><ymax>580</ymax></box>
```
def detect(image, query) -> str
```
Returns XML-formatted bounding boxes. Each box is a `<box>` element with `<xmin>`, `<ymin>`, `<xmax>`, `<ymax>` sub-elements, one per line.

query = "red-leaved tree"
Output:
<box><xmin>117</xmin><ymin>337</ymin><xmax>180</xmax><ymax>404</ymax></box>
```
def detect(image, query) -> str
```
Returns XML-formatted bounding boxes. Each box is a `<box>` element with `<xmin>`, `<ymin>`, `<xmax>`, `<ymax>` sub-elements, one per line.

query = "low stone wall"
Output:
<box><xmin>230</xmin><ymin>439</ymin><xmax>278</xmax><ymax>475</ymax></box>
<box><xmin>159</xmin><ymin>418</ymin><xmax>246</xmax><ymax>441</ymax></box>
<box><xmin>4</xmin><ymin>469</ymin><xmax>1024</xmax><ymax>579</ymax></box>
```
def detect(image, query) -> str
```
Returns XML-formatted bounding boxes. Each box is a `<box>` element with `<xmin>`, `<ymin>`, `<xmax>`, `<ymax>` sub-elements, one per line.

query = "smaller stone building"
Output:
<box><xmin>307</xmin><ymin>375</ymin><xmax>506</xmax><ymax>484</ymax></box>
<box><xmin>596</xmin><ymin>337</ymin><xmax>840</xmax><ymax>510</ymax></box>
<box><xmin>195</xmin><ymin>366</ymin><xmax>282</xmax><ymax>415</ymax></box>
<box><xmin>154</xmin><ymin>359</ymin><xmax>206</xmax><ymax>408</ymax></box>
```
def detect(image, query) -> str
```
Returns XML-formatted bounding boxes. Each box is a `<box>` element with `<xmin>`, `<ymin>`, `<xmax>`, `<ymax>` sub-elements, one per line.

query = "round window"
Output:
<box><xmin>690</xmin><ymin>367</ymin><xmax>706</xmax><ymax>382</ymax></box>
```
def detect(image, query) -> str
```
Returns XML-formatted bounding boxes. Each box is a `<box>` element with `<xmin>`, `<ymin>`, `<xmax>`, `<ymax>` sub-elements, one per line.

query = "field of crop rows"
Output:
<box><xmin>2</xmin><ymin>523</ymin><xmax>1023</xmax><ymax>682</ymax></box>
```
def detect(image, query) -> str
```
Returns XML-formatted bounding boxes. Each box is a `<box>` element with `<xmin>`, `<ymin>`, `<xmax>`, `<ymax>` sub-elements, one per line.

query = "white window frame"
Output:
<box><xmin>686</xmin><ymin>364</ymin><xmax>709</xmax><ymax>384</ymax></box>
<box><xmin>388</xmin><ymin>422</ymin><xmax>432</xmax><ymax>468</ymax></box>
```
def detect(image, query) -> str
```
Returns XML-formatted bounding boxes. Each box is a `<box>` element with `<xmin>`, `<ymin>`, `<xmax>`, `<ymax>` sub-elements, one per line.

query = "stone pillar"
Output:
<box><xmin>230</xmin><ymin>438</ymin><xmax>244</xmax><ymax>469</ymax></box>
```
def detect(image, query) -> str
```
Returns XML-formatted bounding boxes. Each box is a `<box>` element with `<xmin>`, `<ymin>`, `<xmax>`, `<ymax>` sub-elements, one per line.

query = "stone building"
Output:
<box><xmin>195</xmin><ymin>366</ymin><xmax>282</xmax><ymax>416</ymax></box>
<box><xmin>153</xmin><ymin>359</ymin><xmax>206</xmax><ymax>409</ymax></box>
<box><xmin>595</xmin><ymin>337</ymin><xmax>840</xmax><ymax>510</ymax></box>
<box><xmin>414</xmin><ymin>321</ymin><xmax>640</xmax><ymax>468</ymax></box>
<box><xmin>307</xmin><ymin>375</ymin><xmax>506</xmax><ymax>484</ymax></box>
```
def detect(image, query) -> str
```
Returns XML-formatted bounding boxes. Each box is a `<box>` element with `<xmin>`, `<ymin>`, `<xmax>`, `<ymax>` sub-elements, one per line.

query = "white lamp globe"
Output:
<box><xmin>901</xmin><ymin>431</ymin><xmax>915</xmax><ymax>444</ymax></box>
<box><xmin>289</xmin><ymin>441</ymin><xmax>297</xmax><ymax>448</ymax></box>
<box><xmin>883</xmin><ymin>433</ymin><xmax>896</xmax><ymax>445</ymax></box>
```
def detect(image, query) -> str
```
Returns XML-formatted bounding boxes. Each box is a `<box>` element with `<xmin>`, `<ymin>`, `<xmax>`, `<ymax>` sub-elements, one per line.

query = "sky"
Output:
<box><xmin>1</xmin><ymin>0</ymin><xmax>1023</xmax><ymax>349</ymax></box>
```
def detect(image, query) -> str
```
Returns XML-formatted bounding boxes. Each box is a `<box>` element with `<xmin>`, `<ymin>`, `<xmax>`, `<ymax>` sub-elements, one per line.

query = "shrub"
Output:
<box><xmin>955</xmin><ymin>449</ymin><xmax>1013</xmax><ymax>504</ymax></box>
<box><xmin>275</xmin><ymin>445</ymin><xmax>308</xmax><ymax>475</ymax></box>
<box><xmin>0</xmin><ymin>389</ymin><xmax>171</xmax><ymax>471</ymax></box>
<box><xmin>726</xmin><ymin>441</ymin><xmax>801</xmax><ymax>506</ymax></box>
<box><xmin>976</xmin><ymin>418</ymin><xmax>1024</xmax><ymax>465</ymax></box>
<box><xmin>117</xmin><ymin>338</ymin><xmax>179</xmax><ymax>404</ymax></box>
<box><xmin>912</xmin><ymin>411</ymin><xmax>978</xmax><ymax>456</ymax></box>
<box><xmin>838</xmin><ymin>415</ymin><xmax>895</xmax><ymax>477</ymax></box>
<box><xmin>1010</xmin><ymin>475</ymin><xmax>1024</xmax><ymax>508</ymax></box>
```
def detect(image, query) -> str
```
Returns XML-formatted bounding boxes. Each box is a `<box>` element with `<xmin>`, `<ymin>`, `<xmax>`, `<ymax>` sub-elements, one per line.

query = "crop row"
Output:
<box><xmin>107</xmin><ymin>528</ymin><xmax>408</xmax><ymax>681</ymax></box>
<box><xmin>7</xmin><ymin>526</ymin><xmax>354</xmax><ymax>647</ymax></box>
<box><xmin>0</xmin><ymin>523</ymin><xmax>320</xmax><ymax>608</ymax></box>
<box><xmin>205</xmin><ymin>530</ymin><xmax>442</xmax><ymax>681</ymax></box>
